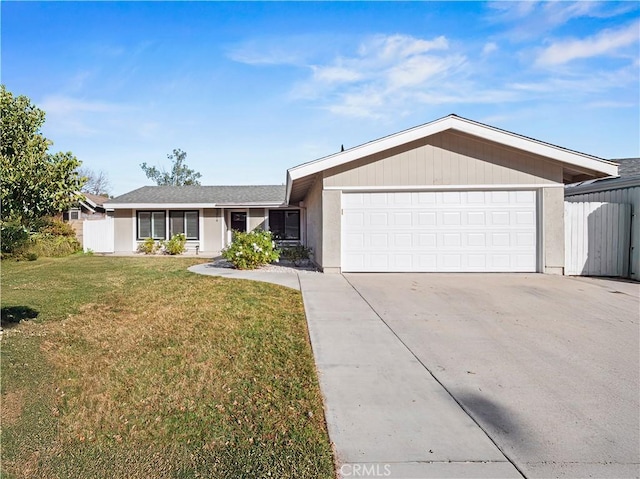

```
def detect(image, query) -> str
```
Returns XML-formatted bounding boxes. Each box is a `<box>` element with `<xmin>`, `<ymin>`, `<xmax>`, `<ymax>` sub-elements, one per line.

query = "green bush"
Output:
<box><xmin>137</xmin><ymin>237</ymin><xmax>159</xmax><ymax>255</ymax></box>
<box><xmin>1</xmin><ymin>220</ymin><xmax>29</xmax><ymax>255</ymax></box>
<box><xmin>20</xmin><ymin>234</ymin><xmax>81</xmax><ymax>258</ymax></box>
<box><xmin>279</xmin><ymin>244</ymin><xmax>313</xmax><ymax>265</ymax></box>
<box><xmin>222</xmin><ymin>230</ymin><xmax>279</xmax><ymax>269</ymax></box>
<box><xmin>2</xmin><ymin>216</ymin><xmax>81</xmax><ymax>259</ymax></box>
<box><xmin>163</xmin><ymin>233</ymin><xmax>187</xmax><ymax>255</ymax></box>
<box><xmin>38</xmin><ymin>217</ymin><xmax>77</xmax><ymax>237</ymax></box>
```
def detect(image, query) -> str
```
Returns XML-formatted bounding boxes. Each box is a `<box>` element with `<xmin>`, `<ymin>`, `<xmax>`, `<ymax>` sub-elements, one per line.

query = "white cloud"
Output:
<box><xmin>312</xmin><ymin>65</ymin><xmax>362</xmax><ymax>84</ymax></box>
<box><xmin>227</xmin><ymin>44</ymin><xmax>303</xmax><ymax>66</ymax></box>
<box><xmin>358</xmin><ymin>34</ymin><xmax>448</xmax><ymax>60</ymax></box>
<box><xmin>536</xmin><ymin>21</ymin><xmax>640</xmax><ymax>66</ymax></box>
<box><xmin>486</xmin><ymin>1</ymin><xmax>635</xmax><ymax>40</ymax></box>
<box><xmin>288</xmin><ymin>34</ymin><xmax>468</xmax><ymax>118</ymax></box>
<box><xmin>482</xmin><ymin>42</ymin><xmax>498</xmax><ymax>55</ymax></box>
<box><xmin>40</xmin><ymin>95</ymin><xmax>124</xmax><ymax>115</ymax></box>
<box><xmin>39</xmin><ymin>95</ymin><xmax>131</xmax><ymax>137</ymax></box>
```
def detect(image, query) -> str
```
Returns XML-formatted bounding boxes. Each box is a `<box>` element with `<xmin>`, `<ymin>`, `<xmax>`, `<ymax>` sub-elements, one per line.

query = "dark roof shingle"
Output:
<box><xmin>106</xmin><ymin>185</ymin><xmax>286</xmax><ymax>205</ymax></box>
<box><xmin>615</xmin><ymin>158</ymin><xmax>640</xmax><ymax>177</ymax></box>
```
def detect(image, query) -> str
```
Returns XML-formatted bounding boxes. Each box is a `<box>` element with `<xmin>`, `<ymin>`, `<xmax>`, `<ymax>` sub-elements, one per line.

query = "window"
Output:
<box><xmin>269</xmin><ymin>210</ymin><xmax>300</xmax><ymax>240</ymax></box>
<box><xmin>69</xmin><ymin>209</ymin><xmax>80</xmax><ymax>220</ymax></box>
<box><xmin>169</xmin><ymin>211</ymin><xmax>199</xmax><ymax>239</ymax></box>
<box><xmin>137</xmin><ymin>211</ymin><xmax>166</xmax><ymax>240</ymax></box>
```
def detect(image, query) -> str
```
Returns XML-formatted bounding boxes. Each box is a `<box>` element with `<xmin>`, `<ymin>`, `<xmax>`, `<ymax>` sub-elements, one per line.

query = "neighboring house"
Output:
<box><xmin>62</xmin><ymin>193</ymin><xmax>109</xmax><ymax>247</ymax></box>
<box><xmin>106</xmin><ymin>114</ymin><xmax>617</xmax><ymax>273</ymax></box>
<box><xmin>565</xmin><ymin>160</ymin><xmax>640</xmax><ymax>280</ymax></box>
<box><xmin>105</xmin><ymin>185</ymin><xmax>298</xmax><ymax>254</ymax></box>
<box><xmin>614</xmin><ymin>157</ymin><xmax>640</xmax><ymax>177</ymax></box>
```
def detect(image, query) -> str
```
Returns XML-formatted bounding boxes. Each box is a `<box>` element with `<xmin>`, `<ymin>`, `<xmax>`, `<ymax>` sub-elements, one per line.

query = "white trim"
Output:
<box><xmin>537</xmin><ymin>189</ymin><xmax>544</xmax><ymax>274</ymax></box>
<box><xmin>217</xmin><ymin>202</ymin><xmax>284</xmax><ymax>208</ymax></box>
<box><xmin>325</xmin><ymin>183</ymin><xmax>564</xmax><ymax>192</ymax></box>
<box><xmin>286</xmin><ymin>115</ymin><xmax>618</xmax><ymax>203</ymax></box>
<box><xmin>220</xmin><ymin>209</ymin><xmax>226</xmax><ymax>250</ymax></box>
<box><xmin>300</xmin><ymin>207</ymin><xmax>306</xmax><ymax>245</ymax></box>
<box><xmin>199</xmin><ymin>208</ymin><xmax>204</xmax><ymax>250</ymax></box>
<box><xmin>288</xmin><ymin>116</ymin><xmax>617</xmax><ymax>182</ymax></box>
<box><xmin>227</xmin><ymin>209</ymin><xmax>249</xmax><ymax>245</ymax></box>
<box><xmin>106</xmin><ymin>201</ymin><xmax>283</xmax><ymax>210</ymax></box>
<box><xmin>131</xmin><ymin>214</ymin><xmax>137</xmax><ymax>252</ymax></box>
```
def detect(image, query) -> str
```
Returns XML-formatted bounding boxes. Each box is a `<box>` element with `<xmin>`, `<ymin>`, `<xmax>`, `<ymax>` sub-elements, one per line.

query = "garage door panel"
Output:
<box><xmin>442</xmin><ymin>233</ymin><xmax>462</xmax><ymax>247</ymax></box>
<box><xmin>344</xmin><ymin>211</ymin><xmax>365</xmax><ymax>227</ymax></box>
<box><xmin>342</xmin><ymin>190</ymin><xmax>537</xmax><ymax>272</ymax></box>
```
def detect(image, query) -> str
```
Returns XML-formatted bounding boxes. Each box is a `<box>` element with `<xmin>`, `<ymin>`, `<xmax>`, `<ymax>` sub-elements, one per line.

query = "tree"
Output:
<box><xmin>140</xmin><ymin>148</ymin><xmax>202</xmax><ymax>186</ymax></box>
<box><xmin>78</xmin><ymin>167</ymin><xmax>111</xmax><ymax>196</ymax></box>
<box><xmin>0</xmin><ymin>85</ymin><xmax>84</xmax><ymax>225</ymax></box>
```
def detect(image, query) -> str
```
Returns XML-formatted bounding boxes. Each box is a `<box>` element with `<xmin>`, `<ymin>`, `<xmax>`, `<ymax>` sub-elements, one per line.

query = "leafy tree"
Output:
<box><xmin>140</xmin><ymin>148</ymin><xmax>202</xmax><ymax>186</ymax></box>
<box><xmin>0</xmin><ymin>85</ymin><xmax>84</xmax><ymax>225</ymax></box>
<box><xmin>78</xmin><ymin>167</ymin><xmax>111</xmax><ymax>196</ymax></box>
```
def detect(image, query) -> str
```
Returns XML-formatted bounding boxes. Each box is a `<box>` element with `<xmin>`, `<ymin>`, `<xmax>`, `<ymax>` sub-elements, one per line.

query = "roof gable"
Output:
<box><xmin>286</xmin><ymin>114</ymin><xmax>618</xmax><ymax>203</ymax></box>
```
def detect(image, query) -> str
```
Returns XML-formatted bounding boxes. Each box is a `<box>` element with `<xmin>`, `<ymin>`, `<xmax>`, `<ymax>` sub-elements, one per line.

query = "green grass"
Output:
<box><xmin>1</xmin><ymin>255</ymin><xmax>335</xmax><ymax>478</ymax></box>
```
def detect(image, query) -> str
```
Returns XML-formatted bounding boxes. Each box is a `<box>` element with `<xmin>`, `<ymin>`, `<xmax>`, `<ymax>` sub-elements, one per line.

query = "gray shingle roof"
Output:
<box><xmin>615</xmin><ymin>158</ymin><xmax>640</xmax><ymax>177</ymax></box>
<box><xmin>106</xmin><ymin>185</ymin><xmax>286</xmax><ymax>205</ymax></box>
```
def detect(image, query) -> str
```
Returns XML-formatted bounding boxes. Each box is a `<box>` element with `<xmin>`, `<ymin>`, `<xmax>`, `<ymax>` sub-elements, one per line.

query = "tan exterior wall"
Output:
<box><xmin>113</xmin><ymin>209</ymin><xmax>133</xmax><ymax>252</ymax></box>
<box><xmin>542</xmin><ymin>187</ymin><xmax>565</xmax><ymax>274</ymax></box>
<box><xmin>324</xmin><ymin>131</ymin><xmax>563</xmax><ymax>188</ymax></box>
<box><xmin>249</xmin><ymin>208</ymin><xmax>267</xmax><ymax>231</ymax></box>
<box><xmin>304</xmin><ymin>177</ymin><xmax>323</xmax><ymax>267</ymax></box>
<box><xmin>202</xmin><ymin>208</ymin><xmax>223</xmax><ymax>253</ymax></box>
<box><xmin>321</xmin><ymin>189</ymin><xmax>342</xmax><ymax>273</ymax></box>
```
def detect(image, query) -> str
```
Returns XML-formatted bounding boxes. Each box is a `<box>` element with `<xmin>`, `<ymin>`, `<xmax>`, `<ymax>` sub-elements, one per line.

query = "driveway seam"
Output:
<box><xmin>341</xmin><ymin>273</ymin><xmax>528</xmax><ymax>479</ymax></box>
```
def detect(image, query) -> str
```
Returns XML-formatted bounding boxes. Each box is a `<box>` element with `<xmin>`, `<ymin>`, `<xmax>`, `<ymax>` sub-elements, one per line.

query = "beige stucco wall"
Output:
<box><xmin>113</xmin><ymin>209</ymin><xmax>133</xmax><ymax>253</ymax></box>
<box><xmin>321</xmin><ymin>189</ymin><xmax>342</xmax><ymax>273</ymax></box>
<box><xmin>249</xmin><ymin>208</ymin><xmax>267</xmax><ymax>231</ymax></box>
<box><xmin>304</xmin><ymin>177</ymin><xmax>323</xmax><ymax>268</ymax></box>
<box><xmin>542</xmin><ymin>187</ymin><xmax>565</xmax><ymax>274</ymax></box>
<box><xmin>324</xmin><ymin>131</ymin><xmax>563</xmax><ymax>188</ymax></box>
<box><xmin>202</xmin><ymin>208</ymin><xmax>223</xmax><ymax>253</ymax></box>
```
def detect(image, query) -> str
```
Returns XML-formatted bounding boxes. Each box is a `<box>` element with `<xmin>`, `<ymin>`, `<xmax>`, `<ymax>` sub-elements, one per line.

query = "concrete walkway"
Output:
<box><xmin>189</xmin><ymin>264</ymin><xmax>523</xmax><ymax>478</ymax></box>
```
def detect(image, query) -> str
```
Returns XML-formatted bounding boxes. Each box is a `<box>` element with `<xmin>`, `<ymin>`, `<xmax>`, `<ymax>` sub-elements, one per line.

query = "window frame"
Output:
<box><xmin>169</xmin><ymin>210</ymin><xmax>199</xmax><ymax>240</ymax></box>
<box><xmin>268</xmin><ymin>209</ymin><xmax>301</xmax><ymax>241</ymax></box>
<box><xmin>137</xmin><ymin>210</ymin><xmax>166</xmax><ymax>240</ymax></box>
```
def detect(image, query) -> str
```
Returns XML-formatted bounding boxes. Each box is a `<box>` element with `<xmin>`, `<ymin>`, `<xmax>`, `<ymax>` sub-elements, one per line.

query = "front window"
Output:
<box><xmin>137</xmin><ymin>211</ymin><xmax>166</xmax><ymax>240</ymax></box>
<box><xmin>169</xmin><ymin>211</ymin><xmax>199</xmax><ymax>239</ymax></box>
<box><xmin>269</xmin><ymin>210</ymin><xmax>300</xmax><ymax>240</ymax></box>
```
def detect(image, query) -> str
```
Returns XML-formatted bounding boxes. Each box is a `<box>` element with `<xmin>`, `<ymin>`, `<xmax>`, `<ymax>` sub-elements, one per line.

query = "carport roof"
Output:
<box><xmin>286</xmin><ymin>114</ymin><xmax>619</xmax><ymax>204</ymax></box>
<box><xmin>105</xmin><ymin>185</ymin><xmax>286</xmax><ymax>209</ymax></box>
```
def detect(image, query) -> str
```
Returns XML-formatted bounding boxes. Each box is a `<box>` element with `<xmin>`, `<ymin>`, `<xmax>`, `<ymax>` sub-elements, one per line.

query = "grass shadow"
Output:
<box><xmin>1</xmin><ymin>306</ymin><xmax>39</xmax><ymax>328</ymax></box>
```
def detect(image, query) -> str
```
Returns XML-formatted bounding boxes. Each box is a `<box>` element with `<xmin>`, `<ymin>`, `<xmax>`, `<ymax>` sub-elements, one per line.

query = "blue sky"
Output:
<box><xmin>2</xmin><ymin>1</ymin><xmax>639</xmax><ymax>196</ymax></box>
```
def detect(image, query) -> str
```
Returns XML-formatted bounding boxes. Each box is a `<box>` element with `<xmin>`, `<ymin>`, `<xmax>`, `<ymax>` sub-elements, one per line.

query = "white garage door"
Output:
<box><xmin>342</xmin><ymin>190</ymin><xmax>537</xmax><ymax>272</ymax></box>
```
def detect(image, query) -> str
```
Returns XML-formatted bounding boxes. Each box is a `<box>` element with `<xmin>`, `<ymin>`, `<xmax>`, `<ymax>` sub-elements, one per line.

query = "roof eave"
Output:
<box><xmin>105</xmin><ymin>201</ymin><xmax>285</xmax><ymax>210</ymax></box>
<box><xmin>286</xmin><ymin>115</ymin><xmax>619</xmax><ymax>196</ymax></box>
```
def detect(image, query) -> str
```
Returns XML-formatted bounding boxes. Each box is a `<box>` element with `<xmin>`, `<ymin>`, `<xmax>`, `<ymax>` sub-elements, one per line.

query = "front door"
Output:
<box><xmin>230</xmin><ymin>212</ymin><xmax>247</xmax><ymax>234</ymax></box>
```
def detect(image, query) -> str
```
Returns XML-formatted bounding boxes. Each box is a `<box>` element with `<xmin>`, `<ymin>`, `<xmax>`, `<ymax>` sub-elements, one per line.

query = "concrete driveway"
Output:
<box><xmin>338</xmin><ymin>273</ymin><xmax>640</xmax><ymax>478</ymax></box>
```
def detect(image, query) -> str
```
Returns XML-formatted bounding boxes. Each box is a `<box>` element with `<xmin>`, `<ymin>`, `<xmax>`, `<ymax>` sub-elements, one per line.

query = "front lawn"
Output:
<box><xmin>1</xmin><ymin>255</ymin><xmax>334</xmax><ymax>478</ymax></box>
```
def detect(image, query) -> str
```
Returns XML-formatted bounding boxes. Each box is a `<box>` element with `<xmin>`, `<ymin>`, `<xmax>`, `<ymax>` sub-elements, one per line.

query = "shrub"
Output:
<box><xmin>163</xmin><ymin>233</ymin><xmax>187</xmax><ymax>255</ymax></box>
<box><xmin>20</xmin><ymin>234</ymin><xmax>81</xmax><ymax>258</ymax></box>
<box><xmin>222</xmin><ymin>230</ymin><xmax>279</xmax><ymax>270</ymax></box>
<box><xmin>1</xmin><ymin>220</ymin><xmax>29</xmax><ymax>255</ymax></box>
<box><xmin>137</xmin><ymin>237</ymin><xmax>159</xmax><ymax>255</ymax></box>
<box><xmin>279</xmin><ymin>244</ymin><xmax>313</xmax><ymax>265</ymax></box>
<box><xmin>38</xmin><ymin>218</ymin><xmax>77</xmax><ymax>237</ymax></box>
<box><xmin>2</xmin><ymin>216</ymin><xmax>81</xmax><ymax>259</ymax></box>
